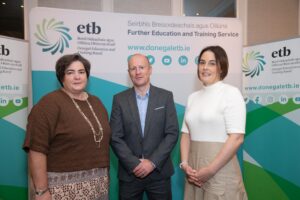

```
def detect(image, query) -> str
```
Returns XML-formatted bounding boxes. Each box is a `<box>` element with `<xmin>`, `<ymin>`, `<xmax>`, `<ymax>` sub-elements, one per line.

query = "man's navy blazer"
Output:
<box><xmin>110</xmin><ymin>85</ymin><xmax>179</xmax><ymax>181</ymax></box>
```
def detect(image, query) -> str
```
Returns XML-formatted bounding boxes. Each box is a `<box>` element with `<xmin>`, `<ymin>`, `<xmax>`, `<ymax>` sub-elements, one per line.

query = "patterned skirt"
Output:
<box><xmin>48</xmin><ymin>168</ymin><xmax>109</xmax><ymax>200</ymax></box>
<box><xmin>184</xmin><ymin>141</ymin><xmax>248</xmax><ymax>200</ymax></box>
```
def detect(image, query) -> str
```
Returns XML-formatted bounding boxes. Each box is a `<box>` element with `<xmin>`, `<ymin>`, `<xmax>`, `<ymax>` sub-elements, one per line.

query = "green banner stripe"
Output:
<box><xmin>243</xmin><ymin>161</ymin><xmax>289</xmax><ymax>200</ymax></box>
<box><xmin>246</xmin><ymin>99</ymin><xmax>300</xmax><ymax>136</ymax></box>
<box><xmin>0</xmin><ymin>97</ymin><xmax>28</xmax><ymax>118</ymax></box>
<box><xmin>244</xmin><ymin>161</ymin><xmax>300</xmax><ymax>199</ymax></box>
<box><xmin>0</xmin><ymin>185</ymin><xmax>27</xmax><ymax>200</ymax></box>
<box><xmin>268</xmin><ymin>167</ymin><xmax>300</xmax><ymax>200</ymax></box>
<box><xmin>267</xmin><ymin>99</ymin><xmax>300</xmax><ymax>115</ymax></box>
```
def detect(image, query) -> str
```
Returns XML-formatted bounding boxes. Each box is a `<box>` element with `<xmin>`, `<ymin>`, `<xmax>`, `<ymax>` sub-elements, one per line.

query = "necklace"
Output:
<box><xmin>63</xmin><ymin>89</ymin><xmax>103</xmax><ymax>148</ymax></box>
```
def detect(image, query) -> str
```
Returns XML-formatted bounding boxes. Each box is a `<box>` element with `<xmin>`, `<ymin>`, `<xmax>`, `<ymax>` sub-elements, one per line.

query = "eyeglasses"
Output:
<box><xmin>128</xmin><ymin>66</ymin><xmax>146</xmax><ymax>72</ymax></box>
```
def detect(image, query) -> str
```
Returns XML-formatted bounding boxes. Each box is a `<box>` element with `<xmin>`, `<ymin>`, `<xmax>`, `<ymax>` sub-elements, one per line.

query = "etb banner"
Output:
<box><xmin>242</xmin><ymin>37</ymin><xmax>300</xmax><ymax>199</ymax></box>
<box><xmin>30</xmin><ymin>7</ymin><xmax>243</xmax><ymax>200</ymax></box>
<box><xmin>30</xmin><ymin>7</ymin><xmax>243</xmax><ymax>105</ymax></box>
<box><xmin>0</xmin><ymin>36</ymin><xmax>29</xmax><ymax>199</ymax></box>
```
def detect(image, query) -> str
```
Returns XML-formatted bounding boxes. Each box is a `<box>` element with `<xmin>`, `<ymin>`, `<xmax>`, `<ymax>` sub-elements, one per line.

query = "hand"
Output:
<box><xmin>193</xmin><ymin>166</ymin><xmax>215</xmax><ymax>187</ymax></box>
<box><xmin>133</xmin><ymin>159</ymin><xmax>155</xmax><ymax>178</ymax></box>
<box><xmin>182</xmin><ymin>164</ymin><xmax>198</xmax><ymax>184</ymax></box>
<box><xmin>192</xmin><ymin>179</ymin><xmax>205</xmax><ymax>188</ymax></box>
<box><xmin>35</xmin><ymin>190</ymin><xmax>51</xmax><ymax>200</ymax></box>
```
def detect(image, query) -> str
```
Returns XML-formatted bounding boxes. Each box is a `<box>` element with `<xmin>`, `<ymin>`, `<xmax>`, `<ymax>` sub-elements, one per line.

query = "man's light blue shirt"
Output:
<box><xmin>135</xmin><ymin>89</ymin><xmax>150</xmax><ymax>137</ymax></box>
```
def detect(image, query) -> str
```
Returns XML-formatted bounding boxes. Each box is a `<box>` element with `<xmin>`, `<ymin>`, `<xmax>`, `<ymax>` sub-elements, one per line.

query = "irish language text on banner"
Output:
<box><xmin>242</xmin><ymin>37</ymin><xmax>300</xmax><ymax>199</ymax></box>
<box><xmin>30</xmin><ymin>7</ymin><xmax>242</xmax><ymax>200</ymax></box>
<box><xmin>0</xmin><ymin>36</ymin><xmax>29</xmax><ymax>199</ymax></box>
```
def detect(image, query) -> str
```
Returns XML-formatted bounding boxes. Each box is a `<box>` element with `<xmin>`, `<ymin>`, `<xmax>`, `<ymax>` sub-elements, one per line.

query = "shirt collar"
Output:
<box><xmin>135</xmin><ymin>88</ymin><xmax>150</xmax><ymax>99</ymax></box>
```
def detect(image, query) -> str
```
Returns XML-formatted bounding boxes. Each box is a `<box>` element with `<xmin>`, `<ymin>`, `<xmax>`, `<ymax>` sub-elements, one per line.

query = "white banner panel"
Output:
<box><xmin>30</xmin><ymin>7</ymin><xmax>242</xmax><ymax>105</ymax></box>
<box><xmin>30</xmin><ymin>7</ymin><xmax>243</xmax><ymax>200</ymax></box>
<box><xmin>243</xmin><ymin>38</ymin><xmax>300</xmax><ymax>105</ymax></box>
<box><xmin>0</xmin><ymin>35</ymin><xmax>29</xmax><ymax>199</ymax></box>
<box><xmin>242</xmin><ymin>37</ymin><xmax>300</xmax><ymax>199</ymax></box>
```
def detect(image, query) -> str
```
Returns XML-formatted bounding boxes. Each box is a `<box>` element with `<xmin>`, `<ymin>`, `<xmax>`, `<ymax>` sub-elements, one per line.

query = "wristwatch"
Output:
<box><xmin>35</xmin><ymin>188</ymin><xmax>48</xmax><ymax>196</ymax></box>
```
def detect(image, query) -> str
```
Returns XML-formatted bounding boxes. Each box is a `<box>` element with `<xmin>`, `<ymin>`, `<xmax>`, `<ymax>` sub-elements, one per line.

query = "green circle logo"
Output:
<box><xmin>35</xmin><ymin>18</ymin><xmax>72</xmax><ymax>55</ymax></box>
<box><xmin>242</xmin><ymin>51</ymin><xmax>266</xmax><ymax>78</ymax></box>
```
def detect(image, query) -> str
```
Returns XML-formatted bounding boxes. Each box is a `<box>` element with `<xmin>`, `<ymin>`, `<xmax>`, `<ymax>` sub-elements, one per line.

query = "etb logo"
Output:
<box><xmin>272</xmin><ymin>47</ymin><xmax>290</xmax><ymax>58</ymax></box>
<box><xmin>77</xmin><ymin>22</ymin><xmax>101</xmax><ymax>34</ymax></box>
<box><xmin>0</xmin><ymin>45</ymin><xmax>10</xmax><ymax>56</ymax></box>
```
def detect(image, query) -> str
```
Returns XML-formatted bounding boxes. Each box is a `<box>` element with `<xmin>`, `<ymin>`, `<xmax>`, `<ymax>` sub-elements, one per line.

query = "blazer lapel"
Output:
<box><xmin>127</xmin><ymin>88</ymin><xmax>143</xmax><ymax>138</ymax></box>
<box><xmin>143</xmin><ymin>85</ymin><xmax>156</xmax><ymax>138</ymax></box>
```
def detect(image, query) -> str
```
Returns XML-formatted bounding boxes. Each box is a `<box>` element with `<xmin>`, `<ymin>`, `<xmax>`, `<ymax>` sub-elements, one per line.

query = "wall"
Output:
<box><xmin>30</xmin><ymin>0</ymin><xmax>300</xmax><ymax>46</ymax></box>
<box><xmin>246</xmin><ymin>0</ymin><xmax>299</xmax><ymax>45</ymax></box>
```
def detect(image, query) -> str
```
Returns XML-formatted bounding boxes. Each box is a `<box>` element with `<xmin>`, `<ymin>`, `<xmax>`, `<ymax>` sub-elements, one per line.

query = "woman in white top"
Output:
<box><xmin>180</xmin><ymin>46</ymin><xmax>247</xmax><ymax>200</ymax></box>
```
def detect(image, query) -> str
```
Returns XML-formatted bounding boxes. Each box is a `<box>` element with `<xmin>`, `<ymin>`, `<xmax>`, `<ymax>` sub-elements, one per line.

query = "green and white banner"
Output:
<box><xmin>0</xmin><ymin>36</ymin><xmax>29</xmax><ymax>199</ymax></box>
<box><xmin>30</xmin><ymin>7</ymin><xmax>242</xmax><ymax>200</ymax></box>
<box><xmin>242</xmin><ymin>37</ymin><xmax>300</xmax><ymax>199</ymax></box>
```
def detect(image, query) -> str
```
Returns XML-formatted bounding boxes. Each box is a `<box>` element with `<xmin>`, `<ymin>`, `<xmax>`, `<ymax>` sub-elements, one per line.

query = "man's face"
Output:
<box><xmin>128</xmin><ymin>54</ymin><xmax>152</xmax><ymax>88</ymax></box>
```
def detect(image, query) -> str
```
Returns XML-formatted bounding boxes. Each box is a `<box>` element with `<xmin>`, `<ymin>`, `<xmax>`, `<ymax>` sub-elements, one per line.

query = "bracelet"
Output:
<box><xmin>35</xmin><ymin>188</ymin><xmax>48</xmax><ymax>196</ymax></box>
<box><xmin>179</xmin><ymin>161</ymin><xmax>188</xmax><ymax>169</ymax></box>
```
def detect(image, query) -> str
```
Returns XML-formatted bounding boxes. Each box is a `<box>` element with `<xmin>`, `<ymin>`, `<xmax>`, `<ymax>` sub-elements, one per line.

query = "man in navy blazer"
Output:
<box><xmin>110</xmin><ymin>53</ymin><xmax>179</xmax><ymax>200</ymax></box>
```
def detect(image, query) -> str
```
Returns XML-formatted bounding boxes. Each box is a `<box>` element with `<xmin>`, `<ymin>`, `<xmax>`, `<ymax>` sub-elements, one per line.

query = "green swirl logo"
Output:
<box><xmin>242</xmin><ymin>51</ymin><xmax>266</xmax><ymax>78</ymax></box>
<box><xmin>34</xmin><ymin>18</ymin><xmax>72</xmax><ymax>55</ymax></box>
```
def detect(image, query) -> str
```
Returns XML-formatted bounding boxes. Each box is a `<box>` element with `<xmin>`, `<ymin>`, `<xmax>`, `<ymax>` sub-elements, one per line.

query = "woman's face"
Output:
<box><xmin>198</xmin><ymin>50</ymin><xmax>221</xmax><ymax>86</ymax></box>
<box><xmin>62</xmin><ymin>61</ymin><xmax>88</xmax><ymax>95</ymax></box>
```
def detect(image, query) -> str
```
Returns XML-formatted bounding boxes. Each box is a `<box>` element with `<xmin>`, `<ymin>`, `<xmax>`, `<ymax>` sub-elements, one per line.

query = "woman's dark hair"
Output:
<box><xmin>197</xmin><ymin>46</ymin><xmax>229</xmax><ymax>80</ymax></box>
<box><xmin>55</xmin><ymin>53</ymin><xmax>91</xmax><ymax>86</ymax></box>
